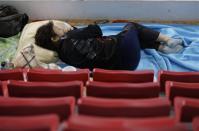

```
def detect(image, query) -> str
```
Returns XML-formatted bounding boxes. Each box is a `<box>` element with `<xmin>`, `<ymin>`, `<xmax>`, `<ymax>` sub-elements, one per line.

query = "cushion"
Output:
<box><xmin>12</xmin><ymin>20</ymin><xmax>73</xmax><ymax>67</ymax></box>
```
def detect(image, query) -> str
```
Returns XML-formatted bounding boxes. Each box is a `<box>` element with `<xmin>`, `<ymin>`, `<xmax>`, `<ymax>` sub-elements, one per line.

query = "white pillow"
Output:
<box><xmin>12</xmin><ymin>44</ymin><xmax>62</xmax><ymax>70</ymax></box>
<box><xmin>12</xmin><ymin>20</ymin><xmax>73</xmax><ymax>67</ymax></box>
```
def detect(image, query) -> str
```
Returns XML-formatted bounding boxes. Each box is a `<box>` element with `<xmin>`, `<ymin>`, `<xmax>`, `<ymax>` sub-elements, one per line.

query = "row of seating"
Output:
<box><xmin>1</xmin><ymin>114</ymin><xmax>198</xmax><ymax>131</ymax></box>
<box><xmin>78</xmin><ymin>97</ymin><xmax>199</xmax><ymax>122</ymax></box>
<box><xmin>0</xmin><ymin>115</ymin><xmax>59</xmax><ymax>131</ymax></box>
<box><xmin>1</xmin><ymin>80</ymin><xmax>199</xmax><ymax>103</ymax></box>
<box><xmin>65</xmin><ymin>115</ymin><xmax>193</xmax><ymax>131</ymax></box>
<box><xmin>1</xmin><ymin>68</ymin><xmax>199</xmax><ymax>91</ymax></box>
<box><xmin>0</xmin><ymin>68</ymin><xmax>89</xmax><ymax>85</ymax></box>
<box><xmin>0</xmin><ymin>96</ymin><xmax>198</xmax><ymax>123</ymax></box>
<box><xmin>1</xmin><ymin>80</ymin><xmax>83</xmax><ymax>99</ymax></box>
<box><xmin>0</xmin><ymin>68</ymin><xmax>154</xmax><ymax>84</ymax></box>
<box><xmin>78</xmin><ymin>97</ymin><xmax>171</xmax><ymax>118</ymax></box>
<box><xmin>0</xmin><ymin>96</ymin><xmax>75</xmax><ymax>121</ymax></box>
<box><xmin>1</xmin><ymin>80</ymin><xmax>159</xmax><ymax>98</ymax></box>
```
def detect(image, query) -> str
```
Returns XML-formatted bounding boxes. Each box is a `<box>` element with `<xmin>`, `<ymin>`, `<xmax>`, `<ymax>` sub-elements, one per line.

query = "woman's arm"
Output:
<box><xmin>66</xmin><ymin>24</ymin><xmax>103</xmax><ymax>39</ymax></box>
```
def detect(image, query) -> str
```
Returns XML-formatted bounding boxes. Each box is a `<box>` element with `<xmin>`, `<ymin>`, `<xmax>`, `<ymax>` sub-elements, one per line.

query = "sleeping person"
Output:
<box><xmin>35</xmin><ymin>21</ymin><xmax>183</xmax><ymax>70</ymax></box>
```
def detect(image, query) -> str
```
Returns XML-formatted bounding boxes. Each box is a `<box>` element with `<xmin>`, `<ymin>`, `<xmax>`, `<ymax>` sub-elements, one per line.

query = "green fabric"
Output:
<box><xmin>0</xmin><ymin>33</ymin><xmax>20</xmax><ymax>63</ymax></box>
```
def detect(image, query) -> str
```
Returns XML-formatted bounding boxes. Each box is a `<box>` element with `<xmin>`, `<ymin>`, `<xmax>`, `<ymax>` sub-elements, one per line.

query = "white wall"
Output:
<box><xmin>1</xmin><ymin>0</ymin><xmax>199</xmax><ymax>21</ymax></box>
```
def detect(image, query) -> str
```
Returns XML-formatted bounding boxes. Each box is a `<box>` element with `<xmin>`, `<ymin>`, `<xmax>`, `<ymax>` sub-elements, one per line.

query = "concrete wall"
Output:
<box><xmin>1</xmin><ymin>0</ymin><xmax>199</xmax><ymax>21</ymax></box>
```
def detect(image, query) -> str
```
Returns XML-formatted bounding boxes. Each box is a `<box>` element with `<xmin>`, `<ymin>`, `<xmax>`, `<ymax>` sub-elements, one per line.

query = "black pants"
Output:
<box><xmin>116</xmin><ymin>22</ymin><xmax>161</xmax><ymax>70</ymax></box>
<box><xmin>122</xmin><ymin>22</ymin><xmax>161</xmax><ymax>50</ymax></box>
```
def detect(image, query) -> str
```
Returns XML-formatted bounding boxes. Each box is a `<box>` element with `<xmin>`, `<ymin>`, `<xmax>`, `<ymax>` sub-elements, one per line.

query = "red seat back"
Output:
<box><xmin>93</xmin><ymin>68</ymin><xmax>154</xmax><ymax>83</ymax></box>
<box><xmin>0</xmin><ymin>69</ymin><xmax>24</xmax><ymax>81</ymax></box>
<box><xmin>27</xmin><ymin>69</ymin><xmax>89</xmax><ymax>85</ymax></box>
<box><xmin>0</xmin><ymin>82</ymin><xmax>3</xmax><ymax>96</ymax></box>
<box><xmin>7</xmin><ymin>80</ymin><xmax>83</xmax><ymax>99</ymax></box>
<box><xmin>86</xmin><ymin>81</ymin><xmax>159</xmax><ymax>98</ymax></box>
<box><xmin>78</xmin><ymin>97</ymin><xmax>171</xmax><ymax>117</ymax></box>
<box><xmin>174</xmin><ymin>97</ymin><xmax>199</xmax><ymax>122</ymax></box>
<box><xmin>0</xmin><ymin>115</ymin><xmax>59</xmax><ymax>131</ymax></box>
<box><xmin>158</xmin><ymin>70</ymin><xmax>199</xmax><ymax>92</ymax></box>
<box><xmin>193</xmin><ymin>117</ymin><xmax>199</xmax><ymax>131</ymax></box>
<box><xmin>66</xmin><ymin>115</ymin><xmax>189</xmax><ymax>131</ymax></box>
<box><xmin>166</xmin><ymin>81</ymin><xmax>199</xmax><ymax>103</ymax></box>
<box><xmin>0</xmin><ymin>97</ymin><xmax>75</xmax><ymax>121</ymax></box>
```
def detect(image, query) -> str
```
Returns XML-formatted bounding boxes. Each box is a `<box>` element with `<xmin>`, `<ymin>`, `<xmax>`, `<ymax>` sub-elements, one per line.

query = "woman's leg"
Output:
<box><xmin>118</xmin><ymin>26</ymin><xmax>141</xmax><ymax>70</ymax></box>
<box><xmin>123</xmin><ymin>22</ymin><xmax>160</xmax><ymax>49</ymax></box>
<box><xmin>123</xmin><ymin>22</ymin><xmax>183</xmax><ymax>53</ymax></box>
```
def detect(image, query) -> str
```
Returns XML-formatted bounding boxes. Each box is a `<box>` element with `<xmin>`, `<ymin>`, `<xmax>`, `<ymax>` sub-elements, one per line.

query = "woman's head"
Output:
<box><xmin>35</xmin><ymin>21</ymin><xmax>65</xmax><ymax>51</ymax></box>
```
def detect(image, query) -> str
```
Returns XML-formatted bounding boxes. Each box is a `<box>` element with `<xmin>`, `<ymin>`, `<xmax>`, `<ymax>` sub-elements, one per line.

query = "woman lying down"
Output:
<box><xmin>35</xmin><ymin>21</ymin><xmax>183</xmax><ymax>71</ymax></box>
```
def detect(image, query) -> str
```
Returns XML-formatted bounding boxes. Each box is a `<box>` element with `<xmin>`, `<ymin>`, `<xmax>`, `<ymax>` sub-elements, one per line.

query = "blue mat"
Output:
<box><xmin>99</xmin><ymin>23</ymin><xmax>199</xmax><ymax>75</ymax></box>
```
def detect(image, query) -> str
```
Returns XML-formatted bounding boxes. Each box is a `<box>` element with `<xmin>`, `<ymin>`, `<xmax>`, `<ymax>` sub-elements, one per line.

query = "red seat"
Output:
<box><xmin>66</xmin><ymin>115</ymin><xmax>189</xmax><ymax>131</ymax></box>
<box><xmin>0</xmin><ymin>114</ymin><xmax>59</xmax><ymax>131</ymax></box>
<box><xmin>166</xmin><ymin>81</ymin><xmax>199</xmax><ymax>103</ymax></box>
<box><xmin>0</xmin><ymin>69</ymin><xmax>24</xmax><ymax>81</ymax></box>
<box><xmin>0</xmin><ymin>82</ymin><xmax>3</xmax><ymax>96</ymax></box>
<box><xmin>27</xmin><ymin>69</ymin><xmax>89</xmax><ymax>85</ymax></box>
<box><xmin>158</xmin><ymin>70</ymin><xmax>199</xmax><ymax>92</ymax></box>
<box><xmin>93</xmin><ymin>68</ymin><xmax>154</xmax><ymax>83</ymax></box>
<box><xmin>7</xmin><ymin>80</ymin><xmax>83</xmax><ymax>99</ymax></box>
<box><xmin>174</xmin><ymin>97</ymin><xmax>199</xmax><ymax>122</ymax></box>
<box><xmin>0</xmin><ymin>97</ymin><xmax>75</xmax><ymax>121</ymax></box>
<box><xmin>78</xmin><ymin>97</ymin><xmax>171</xmax><ymax>117</ymax></box>
<box><xmin>27</xmin><ymin>68</ymin><xmax>64</xmax><ymax>72</ymax></box>
<box><xmin>86</xmin><ymin>81</ymin><xmax>159</xmax><ymax>98</ymax></box>
<box><xmin>193</xmin><ymin>117</ymin><xmax>199</xmax><ymax>131</ymax></box>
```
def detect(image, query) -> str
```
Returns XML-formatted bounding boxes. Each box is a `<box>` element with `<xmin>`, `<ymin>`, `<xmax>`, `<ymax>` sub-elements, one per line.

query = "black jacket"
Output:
<box><xmin>58</xmin><ymin>24</ymin><xmax>122</xmax><ymax>70</ymax></box>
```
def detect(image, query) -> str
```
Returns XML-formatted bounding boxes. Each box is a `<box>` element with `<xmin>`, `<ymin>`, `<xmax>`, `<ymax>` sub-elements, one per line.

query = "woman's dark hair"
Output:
<box><xmin>35</xmin><ymin>21</ymin><xmax>58</xmax><ymax>51</ymax></box>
